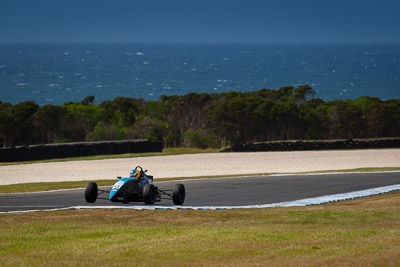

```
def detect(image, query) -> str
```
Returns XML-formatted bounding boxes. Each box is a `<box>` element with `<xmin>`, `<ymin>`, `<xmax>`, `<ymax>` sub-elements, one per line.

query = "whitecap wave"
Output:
<box><xmin>48</xmin><ymin>83</ymin><xmax>60</xmax><ymax>87</ymax></box>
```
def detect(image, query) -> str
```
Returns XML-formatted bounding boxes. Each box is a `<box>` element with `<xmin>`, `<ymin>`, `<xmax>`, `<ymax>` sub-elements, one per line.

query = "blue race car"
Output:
<box><xmin>84</xmin><ymin>166</ymin><xmax>185</xmax><ymax>205</ymax></box>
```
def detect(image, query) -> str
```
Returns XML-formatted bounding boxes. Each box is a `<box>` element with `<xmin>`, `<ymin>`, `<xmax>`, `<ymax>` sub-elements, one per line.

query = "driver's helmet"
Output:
<box><xmin>129</xmin><ymin>169</ymin><xmax>140</xmax><ymax>179</ymax></box>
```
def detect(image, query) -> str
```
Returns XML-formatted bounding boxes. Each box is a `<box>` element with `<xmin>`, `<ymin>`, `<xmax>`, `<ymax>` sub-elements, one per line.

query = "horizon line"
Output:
<box><xmin>1</xmin><ymin>40</ymin><xmax>400</xmax><ymax>44</ymax></box>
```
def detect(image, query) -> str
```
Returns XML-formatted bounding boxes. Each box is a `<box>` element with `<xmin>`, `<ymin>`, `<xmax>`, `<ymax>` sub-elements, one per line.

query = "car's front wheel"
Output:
<box><xmin>85</xmin><ymin>182</ymin><xmax>98</xmax><ymax>203</ymax></box>
<box><xmin>143</xmin><ymin>184</ymin><xmax>156</xmax><ymax>204</ymax></box>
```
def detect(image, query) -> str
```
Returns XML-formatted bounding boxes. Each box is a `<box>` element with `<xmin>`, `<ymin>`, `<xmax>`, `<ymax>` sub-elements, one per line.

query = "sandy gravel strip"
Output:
<box><xmin>1</xmin><ymin>149</ymin><xmax>400</xmax><ymax>186</ymax></box>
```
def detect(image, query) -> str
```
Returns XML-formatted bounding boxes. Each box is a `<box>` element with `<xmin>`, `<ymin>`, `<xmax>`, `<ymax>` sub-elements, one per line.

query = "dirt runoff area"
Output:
<box><xmin>1</xmin><ymin>149</ymin><xmax>400</xmax><ymax>185</ymax></box>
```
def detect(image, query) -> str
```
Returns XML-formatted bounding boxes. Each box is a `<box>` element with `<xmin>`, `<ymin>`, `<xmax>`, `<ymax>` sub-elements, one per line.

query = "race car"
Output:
<box><xmin>84</xmin><ymin>166</ymin><xmax>185</xmax><ymax>205</ymax></box>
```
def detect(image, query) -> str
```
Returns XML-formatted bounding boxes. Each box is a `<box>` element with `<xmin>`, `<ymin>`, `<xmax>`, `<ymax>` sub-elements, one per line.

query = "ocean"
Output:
<box><xmin>1</xmin><ymin>42</ymin><xmax>399</xmax><ymax>105</ymax></box>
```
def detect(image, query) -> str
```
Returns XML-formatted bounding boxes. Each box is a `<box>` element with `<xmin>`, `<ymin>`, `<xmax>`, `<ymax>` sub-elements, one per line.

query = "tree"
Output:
<box><xmin>184</xmin><ymin>129</ymin><xmax>218</xmax><ymax>149</ymax></box>
<box><xmin>0</xmin><ymin>102</ymin><xmax>14</xmax><ymax>147</ymax></box>
<box><xmin>270</xmin><ymin>102</ymin><xmax>303</xmax><ymax>140</ymax></box>
<box><xmin>292</xmin><ymin>85</ymin><xmax>316</xmax><ymax>105</ymax></box>
<box><xmin>12</xmin><ymin>101</ymin><xmax>39</xmax><ymax>145</ymax></box>
<box><xmin>62</xmin><ymin>102</ymin><xmax>106</xmax><ymax>141</ymax></box>
<box><xmin>32</xmin><ymin>104</ymin><xmax>65</xmax><ymax>143</ymax></box>
<box><xmin>99</xmin><ymin>97</ymin><xmax>143</xmax><ymax>128</ymax></box>
<box><xmin>299</xmin><ymin>98</ymin><xmax>329</xmax><ymax>139</ymax></box>
<box><xmin>127</xmin><ymin>116</ymin><xmax>167</xmax><ymax>142</ymax></box>
<box><xmin>384</xmin><ymin>99</ymin><xmax>400</xmax><ymax>137</ymax></box>
<box><xmin>328</xmin><ymin>100</ymin><xmax>364</xmax><ymax>139</ymax></box>
<box><xmin>206</xmin><ymin>94</ymin><xmax>246</xmax><ymax>144</ymax></box>
<box><xmin>278</xmin><ymin>86</ymin><xmax>294</xmax><ymax>101</ymax></box>
<box><xmin>85</xmin><ymin>121</ymin><xmax>121</xmax><ymax>141</ymax></box>
<box><xmin>81</xmin><ymin>95</ymin><xmax>95</xmax><ymax>105</ymax></box>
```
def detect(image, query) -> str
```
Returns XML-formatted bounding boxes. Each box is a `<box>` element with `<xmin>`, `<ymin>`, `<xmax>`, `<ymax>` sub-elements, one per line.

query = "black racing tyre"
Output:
<box><xmin>143</xmin><ymin>184</ymin><xmax>156</xmax><ymax>204</ymax></box>
<box><xmin>85</xmin><ymin>182</ymin><xmax>98</xmax><ymax>203</ymax></box>
<box><xmin>173</xmin><ymin>184</ymin><xmax>185</xmax><ymax>205</ymax></box>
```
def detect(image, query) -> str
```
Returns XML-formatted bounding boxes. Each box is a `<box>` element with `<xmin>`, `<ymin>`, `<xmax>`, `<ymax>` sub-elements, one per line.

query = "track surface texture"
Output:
<box><xmin>1</xmin><ymin>172</ymin><xmax>399</xmax><ymax>212</ymax></box>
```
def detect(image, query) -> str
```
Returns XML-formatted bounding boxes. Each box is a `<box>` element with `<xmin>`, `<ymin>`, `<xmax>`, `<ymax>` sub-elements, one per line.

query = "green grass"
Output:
<box><xmin>1</xmin><ymin>167</ymin><xmax>399</xmax><ymax>194</ymax></box>
<box><xmin>1</xmin><ymin>191</ymin><xmax>400</xmax><ymax>266</ymax></box>
<box><xmin>0</xmin><ymin>147</ymin><xmax>219</xmax><ymax>166</ymax></box>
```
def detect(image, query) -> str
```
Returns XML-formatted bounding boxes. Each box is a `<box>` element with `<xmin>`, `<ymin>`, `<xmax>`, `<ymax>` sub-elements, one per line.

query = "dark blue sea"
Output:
<box><xmin>1</xmin><ymin>42</ymin><xmax>399</xmax><ymax>105</ymax></box>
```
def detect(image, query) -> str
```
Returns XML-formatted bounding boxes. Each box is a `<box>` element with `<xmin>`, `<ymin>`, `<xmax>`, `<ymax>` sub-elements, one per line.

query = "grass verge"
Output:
<box><xmin>1</xmin><ymin>167</ymin><xmax>400</xmax><ymax>194</ymax></box>
<box><xmin>1</xmin><ymin>191</ymin><xmax>399</xmax><ymax>266</ymax></box>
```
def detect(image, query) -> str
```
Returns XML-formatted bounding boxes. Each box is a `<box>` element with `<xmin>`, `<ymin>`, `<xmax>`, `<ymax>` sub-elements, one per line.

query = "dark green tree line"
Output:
<box><xmin>1</xmin><ymin>85</ymin><xmax>400</xmax><ymax>148</ymax></box>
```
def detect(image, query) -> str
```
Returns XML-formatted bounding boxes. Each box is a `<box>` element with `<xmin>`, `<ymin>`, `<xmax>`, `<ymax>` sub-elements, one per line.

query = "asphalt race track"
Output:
<box><xmin>1</xmin><ymin>172</ymin><xmax>399</xmax><ymax>213</ymax></box>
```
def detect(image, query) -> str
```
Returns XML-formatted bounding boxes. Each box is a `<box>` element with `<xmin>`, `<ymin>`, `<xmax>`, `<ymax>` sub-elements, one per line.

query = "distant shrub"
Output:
<box><xmin>184</xmin><ymin>129</ymin><xmax>219</xmax><ymax>149</ymax></box>
<box><xmin>85</xmin><ymin>121</ymin><xmax>121</xmax><ymax>141</ymax></box>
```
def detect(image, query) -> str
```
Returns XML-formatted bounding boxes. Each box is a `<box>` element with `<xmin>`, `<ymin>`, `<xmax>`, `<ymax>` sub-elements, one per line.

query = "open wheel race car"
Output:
<box><xmin>84</xmin><ymin>166</ymin><xmax>185</xmax><ymax>205</ymax></box>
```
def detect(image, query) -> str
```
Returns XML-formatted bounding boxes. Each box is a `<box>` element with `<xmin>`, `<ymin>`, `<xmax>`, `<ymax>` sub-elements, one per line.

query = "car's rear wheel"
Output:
<box><xmin>173</xmin><ymin>184</ymin><xmax>185</xmax><ymax>205</ymax></box>
<box><xmin>85</xmin><ymin>182</ymin><xmax>98</xmax><ymax>203</ymax></box>
<box><xmin>143</xmin><ymin>184</ymin><xmax>156</xmax><ymax>204</ymax></box>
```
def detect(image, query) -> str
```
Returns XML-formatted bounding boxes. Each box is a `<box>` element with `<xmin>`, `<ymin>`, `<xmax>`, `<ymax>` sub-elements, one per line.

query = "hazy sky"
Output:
<box><xmin>1</xmin><ymin>0</ymin><xmax>399</xmax><ymax>42</ymax></box>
